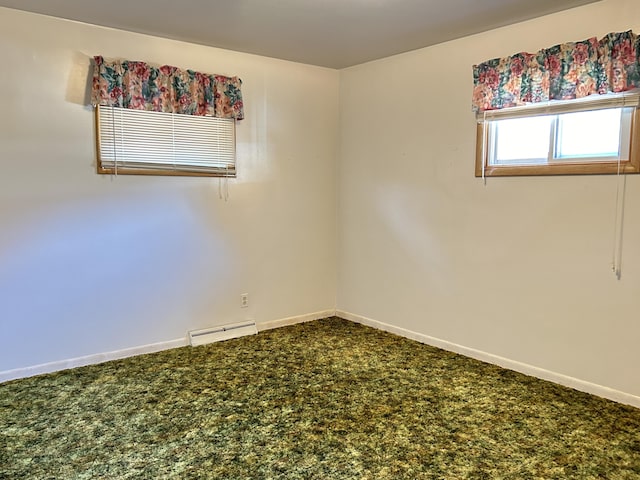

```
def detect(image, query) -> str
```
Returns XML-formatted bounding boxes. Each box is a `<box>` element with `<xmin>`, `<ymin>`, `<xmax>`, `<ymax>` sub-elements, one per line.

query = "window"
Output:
<box><xmin>476</xmin><ymin>92</ymin><xmax>640</xmax><ymax>177</ymax></box>
<box><xmin>95</xmin><ymin>106</ymin><xmax>236</xmax><ymax>177</ymax></box>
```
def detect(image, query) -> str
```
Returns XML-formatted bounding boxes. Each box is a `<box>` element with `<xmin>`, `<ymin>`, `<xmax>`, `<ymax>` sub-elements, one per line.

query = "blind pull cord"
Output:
<box><xmin>172</xmin><ymin>113</ymin><xmax>177</xmax><ymax>171</ymax></box>
<box><xmin>611</xmin><ymin>124</ymin><xmax>626</xmax><ymax>280</ymax></box>
<box><xmin>218</xmin><ymin>175</ymin><xmax>229</xmax><ymax>202</ymax></box>
<box><xmin>112</xmin><ymin>106</ymin><xmax>119</xmax><ymax>176</ymax></box>
<box><xmin>482</xmin><ymin>111</ymin><xmax>487</xmax><ymax>185</ymax></box>
<box><xmin>224</xmin><ymin>166</ymin><xmax>229</xmax><ymax>201</ymax></box>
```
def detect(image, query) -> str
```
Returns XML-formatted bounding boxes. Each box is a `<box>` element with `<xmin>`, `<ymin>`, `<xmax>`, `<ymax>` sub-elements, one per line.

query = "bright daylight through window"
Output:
<box><xmin>476</xmin><ymin>92</ymin><xmax>640</xmax><ymax>177</ymax></box>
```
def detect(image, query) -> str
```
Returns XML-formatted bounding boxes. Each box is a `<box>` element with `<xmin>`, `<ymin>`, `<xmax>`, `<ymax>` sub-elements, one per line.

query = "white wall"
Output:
<box><xmin>0</xmin><ymin>8</ymin><xmax>339</xmax><ymax>372</ymax></box>
<box><xmin>338</xmin><ymin>0</ymin><xmax>640</xmax><ymax>399</ymax></box>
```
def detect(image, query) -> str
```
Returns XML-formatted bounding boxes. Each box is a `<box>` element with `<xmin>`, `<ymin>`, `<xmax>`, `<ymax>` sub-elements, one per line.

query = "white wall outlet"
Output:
<box><xmin>240</xmin><ymin>293</ymin><xmax>249</xmax><ymax>308</ymax></box>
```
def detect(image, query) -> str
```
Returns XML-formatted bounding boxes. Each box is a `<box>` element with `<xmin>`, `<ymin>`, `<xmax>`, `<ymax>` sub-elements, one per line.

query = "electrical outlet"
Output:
<box><xmin>240</xmin><ymin>293</ymin><xmax>249</xmax><ymax>308</ymax></box>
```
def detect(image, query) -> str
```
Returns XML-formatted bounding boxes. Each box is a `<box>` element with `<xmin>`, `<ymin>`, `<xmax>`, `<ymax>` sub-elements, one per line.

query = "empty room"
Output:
<box><xmin>1</xmin><ymin>0</ymin><xmax>639</xmax><ymax>478</ymax></box>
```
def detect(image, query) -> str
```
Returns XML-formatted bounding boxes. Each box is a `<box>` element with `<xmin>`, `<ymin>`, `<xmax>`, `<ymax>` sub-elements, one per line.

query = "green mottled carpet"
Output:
<box><xmin>1</xmin><ymin>317</ymin><xmax>639</xmax><ymax>479</ymax></box>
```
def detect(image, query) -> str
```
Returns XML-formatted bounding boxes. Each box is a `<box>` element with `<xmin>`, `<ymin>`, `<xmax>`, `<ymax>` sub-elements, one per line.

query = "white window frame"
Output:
<box><xmin>95</xmin><ymin>106</ymin><xmax>236</xmax><ymax>177</ymax></box>
<box><xmin>475</xmin><ymin>92</ymin><xmax>640</xmax><ymax>177</ymax></box>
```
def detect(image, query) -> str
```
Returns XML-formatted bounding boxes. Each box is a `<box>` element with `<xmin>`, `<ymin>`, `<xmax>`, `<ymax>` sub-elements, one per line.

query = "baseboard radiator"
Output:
<box><xmin>188</xmin><ymin>321</ymin><xmax>258</xmax><ymax>347</ymax></box>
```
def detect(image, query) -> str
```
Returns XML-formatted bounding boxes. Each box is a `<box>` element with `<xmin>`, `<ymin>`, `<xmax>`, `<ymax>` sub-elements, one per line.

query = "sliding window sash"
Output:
<box><xmin>475</xmin><ymin>92</ymin><xmax>640</xmax><ymax>177</ymax></box>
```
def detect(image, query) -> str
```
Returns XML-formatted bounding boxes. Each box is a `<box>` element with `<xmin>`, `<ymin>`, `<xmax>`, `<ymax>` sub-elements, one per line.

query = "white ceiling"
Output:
<box><xmin>0</xmin><ymin>0</ymin><xmax>600</xmax><ymax>69</ymax></box>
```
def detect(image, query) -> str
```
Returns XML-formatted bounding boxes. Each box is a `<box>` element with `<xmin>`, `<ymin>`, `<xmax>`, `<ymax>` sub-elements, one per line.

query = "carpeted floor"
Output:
<box><xmin>1</xmin><ymin>317</ymin><xmax>639</xmax><ymax>479</ymax></box>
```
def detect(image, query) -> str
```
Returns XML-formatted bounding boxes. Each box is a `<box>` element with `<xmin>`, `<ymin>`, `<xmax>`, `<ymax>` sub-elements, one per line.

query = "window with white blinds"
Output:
<box><xmin>96</xmin><ymin>106</ymin><xmax>236</xmax><ymax>177</ymax></box>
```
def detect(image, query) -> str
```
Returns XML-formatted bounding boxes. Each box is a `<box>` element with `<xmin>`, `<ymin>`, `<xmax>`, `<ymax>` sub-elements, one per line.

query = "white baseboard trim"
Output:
<box><xmin>257</xmin><ymin>309</ymin><xmax>336</xmax><ymax>332</ymax></box>
<box><xmin>0</xmin><ymin>309</ymin><xmax>338</xmax><ymax>384</ymax></box>
<box><xmin>337</xmin><ymin>310</ymin><xmax>640</xmax><ymax>409</ymax></box>
<box><xmin>0</xmin><ymin>338</ymin><xmax>187</xmax><ymax>384</ymax></box>
<box><xmin>7</xmin><ymin>309</ymin><xmax>636</xmax><ymax>408</ymax></box>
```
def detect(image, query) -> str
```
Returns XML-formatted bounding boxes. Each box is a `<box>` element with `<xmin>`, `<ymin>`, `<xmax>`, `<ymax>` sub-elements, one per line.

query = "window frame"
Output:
<box><xmin>94</xmin><ymin>106</ymin><xmax>237</xmax><ymax>178</ymax></box>
<box><xmin>475</xmin><ymin>95</ymin><xmax>640</xmax><ymax>177</ymax></box>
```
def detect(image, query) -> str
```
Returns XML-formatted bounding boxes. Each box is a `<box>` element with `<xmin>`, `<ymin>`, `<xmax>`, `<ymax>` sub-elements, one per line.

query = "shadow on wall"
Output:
<box><xmin>65</xmin><ymin>52</ymin><xmax>94</xmax><ymax>107</ymax></box>
<box><xmin>0</xmin><ymin>188</ymin><xmax>233</xmax><ymax>370</ymax></box>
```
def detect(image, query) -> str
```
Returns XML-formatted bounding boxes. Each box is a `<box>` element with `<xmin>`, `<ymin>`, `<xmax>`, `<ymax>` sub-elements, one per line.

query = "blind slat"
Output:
<box><xmin>477</xmin><ymin>91</ymin><xmax>640</xmax><ymax>122</ymax></box>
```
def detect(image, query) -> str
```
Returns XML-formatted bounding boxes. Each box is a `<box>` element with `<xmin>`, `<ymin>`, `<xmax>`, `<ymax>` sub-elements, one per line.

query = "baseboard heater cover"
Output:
<box><xmin>189</xmin><ymin>321</ymin><xmax>258</xmax><ymax>347</ymax></box>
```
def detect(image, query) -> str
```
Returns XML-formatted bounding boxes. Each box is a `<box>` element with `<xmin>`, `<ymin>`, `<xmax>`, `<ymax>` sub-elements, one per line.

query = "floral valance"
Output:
<box><xmin>91</xmin><ymin>56</ymin><xmax>244</xmax><ymax>120</ymax></box>
<box><xmin>472</xmin><ymin>31</ymin><xmax>640</xmax><ymax>113</ymax></box>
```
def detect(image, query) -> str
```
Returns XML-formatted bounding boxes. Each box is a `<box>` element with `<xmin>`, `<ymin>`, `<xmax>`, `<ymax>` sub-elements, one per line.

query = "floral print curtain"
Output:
<box><xmin>92</xmin><ymin>56</ymin><xmax>244</xmax><ymax>120</ymax></box>
<box><xmin>472</xmin><ymin>31</ymin><xmax>640</xmax><ymax>113</ymax></box>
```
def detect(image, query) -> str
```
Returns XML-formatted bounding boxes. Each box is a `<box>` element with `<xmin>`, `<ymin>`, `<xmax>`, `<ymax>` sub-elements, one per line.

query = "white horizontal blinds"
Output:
<box><xmin>477</xmin><ymin>91</ymin><xmax>640</xmax><ymax>122</ymax></box>
<box><xmin>97</xmin><ymin>106</ymin><xmax>236</xmax><ymax>176</ymax></box>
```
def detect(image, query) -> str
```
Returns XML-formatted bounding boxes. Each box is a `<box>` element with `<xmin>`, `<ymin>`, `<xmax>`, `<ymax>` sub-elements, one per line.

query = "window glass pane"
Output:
<box><xmin>491</xmin><ymin>116</ymin><xmax>551</xmax><ymax>164</ymax></box>
<box><xmin>556</xmin><ymin>108</ymin><xmax>621</xmax><ymax>159</ymax></box>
